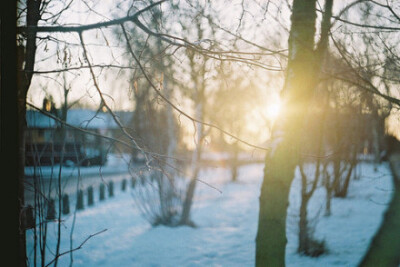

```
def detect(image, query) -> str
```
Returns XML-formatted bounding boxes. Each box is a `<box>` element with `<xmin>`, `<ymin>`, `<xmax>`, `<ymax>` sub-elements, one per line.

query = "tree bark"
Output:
<box><xmin>335</xmin><ymin>146</ymin><xmax>357</xmax><ymax>198</ymax></box>
<box><xmin>255</xmin><ymin>0</ymin><xmax>319</xmax><ymax>265</ymax></box>
<box><xmin>325</xmin><ymin>188</ymin><xmax>332</xmax><ymax>216</ymax></box>
<box><xmin>17</xmin><ymin>1</ymin><xmax>42</xmax><ymax>266</ymax></box>
<box><xmin>180</xmin><ymin>21</ymin><xmax>206</xmax><ymax>225</ymax></box>
<box><xmin>324</xmin><ymin>163</ymin><xmax>333</xmax><ymax>217</ymax></box>
<box><xmin>180</xmin><ymin>101</ymin><xmax>203</xmax><ymax>226</ymax></box>
<box><xmin>159</xmin><ymin>79</ymin><xmax>177</xmax><ymax>222</ymax></box>
<box><xmin>231</xmin><ymin>141</ymin><xmax>239</xmax><ymax>182</ymax></box>
<box><xmin>298</xmin><ymin>194</ymin><xmax>310</xmax><ymax>254</ymax></box>
<box><xmin>2</xmin><ymin>2</ymin><xmax>19</xmax><ymax>266</ymax></box>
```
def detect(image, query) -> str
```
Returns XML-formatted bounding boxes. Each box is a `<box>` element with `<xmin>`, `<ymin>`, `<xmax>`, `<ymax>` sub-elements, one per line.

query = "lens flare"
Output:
<box><xmin>266</xmin><ymin>101</ymin><xmax>281</xmax><ymax>120</ymax></box>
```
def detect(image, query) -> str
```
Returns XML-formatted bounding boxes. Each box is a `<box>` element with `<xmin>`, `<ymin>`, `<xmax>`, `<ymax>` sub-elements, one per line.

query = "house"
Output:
<box><xmin>25</xmin><ymin>108</ymin><xmax>134</xmax><ymax>166</ymax></box>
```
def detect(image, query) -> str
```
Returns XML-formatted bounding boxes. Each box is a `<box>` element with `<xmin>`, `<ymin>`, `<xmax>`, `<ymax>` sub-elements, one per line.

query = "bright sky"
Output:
<box><xmin>24</xmin><ymin>0</ymin><xmax>400</xmax><ymax>147</ymax></box>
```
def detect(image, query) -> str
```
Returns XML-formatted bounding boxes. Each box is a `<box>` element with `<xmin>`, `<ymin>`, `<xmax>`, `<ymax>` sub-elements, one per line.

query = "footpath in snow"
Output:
<box><xmin>26</xmin><ymin>161</ymin><xmax>393</xmax><ymax>266</ymax></box>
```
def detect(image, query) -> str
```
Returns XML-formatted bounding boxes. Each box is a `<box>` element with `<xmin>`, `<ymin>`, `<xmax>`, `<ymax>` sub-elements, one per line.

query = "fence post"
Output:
<box><xmin>87</xmin><ymin>186</ymin><xmax>94</xmax><ymax>206</ymax></box>
<box><xmin>108</xmin><ymin>181</ymin><xmax>114</xmax><ymax>197</ymax></box>
<box><xmin>99</xmin><ymin>184</ymin><xmax>105</xmax><ymax>201</ymax></box>
<box><xmin>62</xmin><ymin>194</ymin><xmax>70</xmax><ymax>215</ymax></box>
<box><xmin>121</xmin><ymin>179</ymin><xmax>127</xmax><ymax>191</ymax></box>
<box><xmin>46</xmin><ymin>198</ymin><xmax>56</xmax><ymax>220</ymax></box>
<box><xmin>76</xmin><ymin>189</ymin><xmax>84</xmax><ymax>210</ymax></box>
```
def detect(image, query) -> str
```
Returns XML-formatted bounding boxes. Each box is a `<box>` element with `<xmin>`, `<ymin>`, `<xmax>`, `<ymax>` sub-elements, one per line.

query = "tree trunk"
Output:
<box><xmin>323</xmin><ymin>162</ymin><xmax>333</xmax><ymax>216</ymax></box>
<box><xmin>17</xmin><ymin>86</ymin><xmax>28</xmax><ymax>267</ymax></box>
<box><xmin>336</xmin><ymin>162</ymin><xmax>354</xmax><ymax>198</ymax></box>
<box><xmin>180</xmin><ymin>24</ymin><xmax>206</xmax><ymax>225</ymax></box>
<box><xmin>179</xmin><ymin>141</ymin><xmax>202</xmax><ymax>226</ymax></box>
<box><xmin>333</xmin><ymin>156</ymin><xmax>342</xmax><ymax>196</ymax></box>
<box><xmin>255</xmin><ymin>0</ymin><xmax>319</xmax><ymax>265</ymax></box>
<box><xmin>180</xmin><ymin>102</ymin><xmax>203</xmax><ymax>226</ymax></box>
<box><xmin>159</xmin><ymin>79</ymin><xmax>177</xmax><ymax>223</ymax></box>
<box><xmin>231</xmin><ymin>141</ymin><xmax>239</xmax><ymax>182</ymax></box>
<box><xmin>17</xmin><ymin>1</ymin><xmax>42</xmax><ymax>266</ymax></box>
<box><xmin>371</xmin><ymin>113</ymin><xmax>381</xmax><ymax>171</ymax></box>
<box><xmin>179</xmin><ymin>167</ymin><xmax>200</xmax><ymax>226</ymax></box>
<box><xmin>325</xmin><ymin>188</ymin><xmax>332</xmax><ymax>216</ymax></box>
<box><xmin>298</xmin><ymin>194</ymin><xmax>309</xmax><ymax>254</ymax></box>
<box><xmin>336</xmin><ymin>146</ymin><xmax>357</xmax><ymax>198</ymax></box>
<box><xmin>3</xmin><ymin>3</ymin><xmax>19</xmax><ymax>266</ymax></box>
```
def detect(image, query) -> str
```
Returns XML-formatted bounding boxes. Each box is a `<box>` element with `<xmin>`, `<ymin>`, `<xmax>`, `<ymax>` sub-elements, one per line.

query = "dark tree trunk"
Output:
<box><xmin>335</xmin><ymin>148</ymin><xmax>357</xmax><ymax>198</ymax></box>
<box><xmin>323</xmin><ymin>160</ymin><xmax>333</xmax><ymax>217</ymax></box>
<box><xmin>179</xmin><ymin>168</ymin><xmax>199</xmax><ymax>226</ymax></box>
<box><xmin>333</xmin><ymin>156</ymin><xmax>342</xmax><ymax>196</ymax></box>
<box><xmin>336</xmin><ymin>162</ymin><xmax>354</xmax><ymax>198</ymax></box>
<box><xmin>2</xmin><ymin>2</ymin><xmax>19</xmax><ymax>266</ymax></box>
<box><xmin>256</xmin><ymin>145</ymin><xmax>298</xmax><ymax>266</ymax></box>
<box><xmin>325</xmin><ymin>188</ymin><xmax>332</xmax><ymax>216</ymax></box>
<box><xmin>298</xmin><ymin>194</ymin><xmax>310</xmax><ymax>254</ymax></box>
<box><xmin>180</xmin><ymin>137</ymin><xmax>202</xmax><ymax>226</ymax></box>
<box><xmin>17</xmin><ymin>1</ymin><xmax>42</xmax><ymax>266</ymax></box>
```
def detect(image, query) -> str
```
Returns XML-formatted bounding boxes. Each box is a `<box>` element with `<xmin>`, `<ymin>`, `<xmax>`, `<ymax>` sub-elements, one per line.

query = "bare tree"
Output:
<box><xmin>15</xmin><ymin>1</ymin><xmax>400</xmax><ymax>266</ymax></box>
<box><xmin>179</xmin><ymin>7</ymin><xmax>210</xmax><ymax>225</ymax></box>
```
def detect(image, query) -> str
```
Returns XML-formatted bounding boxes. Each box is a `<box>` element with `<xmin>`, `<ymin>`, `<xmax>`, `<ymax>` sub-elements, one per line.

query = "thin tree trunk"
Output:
<box><xmin>54</xmin><ymin>75</ymin><xmax>68</xmax><ymax>266</ymax></box>
<box><xmin>336</xmin><ymin>146</ymin><xmax>357</xmax><ymax>198</ymax></box>
<box><xmin>179</xmin><ymin>167</ymin><xmax>200</xmax><ymax>226</ymax></box>
<box><xmin>180</xmin><ymin>102</ymin><xmax>203</xmax><ymax>226</ymax></box>
<box><xmin>231</xmin><ymin>141</ymin><xmax>239</xmax><ymax>182</ymax></box>
<box><xmin>325</xmin><ymin>188</ymin><xmax>332</xmax><ymax>216</ymax></box>
<box><xmin>371</xmin><ymin>114</ymin><xmax>381</xmax><ymax>170</ymax></box>
<box><xmin>333</xmin><ymin>156</ymin><xmax>342</xmax><ymax>196</ymax></box>
<box><xmin>159</xmin><ymin>78</ymin><xmax>177</xmax><ymax>222</ymax></box>
<box><xmin>323</xmin><ymin>163</ymin><xmax>333</xmax><ymax>217</ymax></box>
<box><xmin>298</xmin><ymin>194</ymin><xmax>309</xmax><ymax>254</ymax></box>
<box><xmin>337</xmin><ymin>164</ymin><xmax>354</xmax><ymax>198</ymax></box>
<box><xmin>180</xmin><ymin>23</ymin><xmax>206</xmax><ymax>225</ymax></box>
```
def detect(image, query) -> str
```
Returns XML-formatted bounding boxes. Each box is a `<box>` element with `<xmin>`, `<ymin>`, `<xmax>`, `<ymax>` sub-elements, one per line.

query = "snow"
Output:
<box><xmin>26</xmin><ymin>160</ymin><xmax>394</xmax><ymax>266</ymax></box>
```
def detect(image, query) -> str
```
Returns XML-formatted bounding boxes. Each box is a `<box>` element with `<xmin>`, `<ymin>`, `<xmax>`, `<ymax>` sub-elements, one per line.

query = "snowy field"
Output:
<box><xmin>26</xmin><ymin>161</ymin><xmax>394</xmax><ymax>266</ymax></box>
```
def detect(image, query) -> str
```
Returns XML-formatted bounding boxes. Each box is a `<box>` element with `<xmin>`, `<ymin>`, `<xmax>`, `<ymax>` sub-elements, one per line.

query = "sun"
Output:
<box><xmin>266</xmin><ymin>101</ymin><xmax>282</xmax><ymax>120</ymax></box>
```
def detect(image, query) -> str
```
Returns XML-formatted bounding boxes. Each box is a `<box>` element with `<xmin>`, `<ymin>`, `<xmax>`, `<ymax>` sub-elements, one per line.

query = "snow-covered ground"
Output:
<box><xmin>26</xmin><ymin>161</ymin><xmax>394</xmax><ymax>266</ymax></box>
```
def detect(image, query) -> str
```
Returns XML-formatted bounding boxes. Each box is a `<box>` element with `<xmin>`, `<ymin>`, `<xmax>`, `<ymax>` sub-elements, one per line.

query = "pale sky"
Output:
<box><xmin>24</xmin><ymin>0</ymin><xmax>400</xmax><ymax>144</ymax></box>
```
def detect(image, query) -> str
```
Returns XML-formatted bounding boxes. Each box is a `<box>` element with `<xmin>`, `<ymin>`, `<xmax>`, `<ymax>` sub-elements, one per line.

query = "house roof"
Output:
<box><xmin>26</xmin><ymin>109</ymin><xmax>133</xmax><ymax>129</ymax></box>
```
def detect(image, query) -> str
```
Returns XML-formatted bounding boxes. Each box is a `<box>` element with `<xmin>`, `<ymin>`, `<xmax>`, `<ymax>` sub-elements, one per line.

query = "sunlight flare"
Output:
<box><xmin>266</xmin><ymin>101</ymin><xmax>282</xmax><ymax>120</ymax></box>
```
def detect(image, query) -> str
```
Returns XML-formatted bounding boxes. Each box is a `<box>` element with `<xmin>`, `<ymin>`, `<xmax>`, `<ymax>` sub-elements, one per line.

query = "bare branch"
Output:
<box><xmin>45</xmin><ymin>229</ymin><xmax>108</xmax><ymax>267</ymax></box>
<box><xmin>31</xmin><ymin>64</ymin><xmax>140</xmax><ymax>74</ymax></box>
<box><xmin>332</xmin><ymin>16</ymin><xmax>400</xmax><ymax>31</ymax></box>
<box><xmin>120</xmin><ymin>24</ymin><xmax>270</xmax><ymax>151</ymax></box>
<box><xmin>18</xmin><ymin>0</ymin><xmax>168</xmax><ymax>34</ymax></box>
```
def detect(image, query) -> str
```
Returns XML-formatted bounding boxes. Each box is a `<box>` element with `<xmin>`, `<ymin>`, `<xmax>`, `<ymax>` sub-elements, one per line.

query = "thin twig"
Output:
<box><xmin>45</xmin><ymin>229</ymin><xmax>108</xmax><ymax>267</ymax></box>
